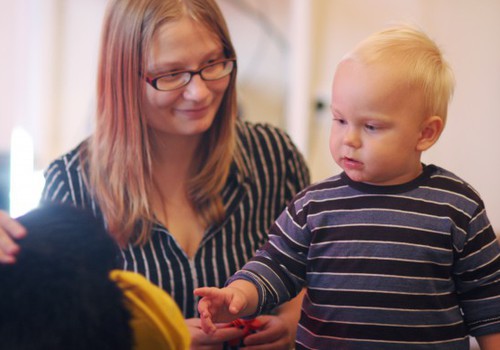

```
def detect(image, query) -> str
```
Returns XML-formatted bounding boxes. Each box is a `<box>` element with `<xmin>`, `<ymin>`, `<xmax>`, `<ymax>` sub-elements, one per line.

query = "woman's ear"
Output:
<box><xmin>416</xmin><ymin>115</ymin><xmax>444</xmax><ymax>151</ymax></box>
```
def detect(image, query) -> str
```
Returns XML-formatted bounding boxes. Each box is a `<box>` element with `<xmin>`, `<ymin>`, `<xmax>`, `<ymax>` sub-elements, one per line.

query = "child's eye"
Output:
<box><xmin>333</xmin><ymin>118</ymin><xmax>347</xmax><ymax>125</ymax></box>
<box><xmin>365</xmin><ymin>124</ymin><xmax>378</xmax><ymax>131</ymax></box>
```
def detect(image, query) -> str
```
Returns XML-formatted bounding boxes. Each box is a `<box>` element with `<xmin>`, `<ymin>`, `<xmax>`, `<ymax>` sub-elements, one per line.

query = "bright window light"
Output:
<box><xmin>9</xmin><ymin>127</ymin><xmax>44</xmax><ymax>217</ymax></box>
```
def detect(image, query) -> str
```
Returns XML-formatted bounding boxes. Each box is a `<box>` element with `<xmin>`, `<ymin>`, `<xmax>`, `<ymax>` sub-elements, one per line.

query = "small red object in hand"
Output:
<box><xmin>225</xmin><ymin>318</ymin><xmax>262</xmax><ymax>346</ymax></box>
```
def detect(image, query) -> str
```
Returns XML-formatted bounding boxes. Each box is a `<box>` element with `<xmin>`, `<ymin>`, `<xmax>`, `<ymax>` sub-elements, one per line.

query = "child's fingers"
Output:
<box><xmin>197</xmin><ymin>297</ymin><xmax>211</xmax><ymax>317</ymax></box>
<box><xmin>196</xmin><ymin>293</ymin><xmax>222</xmax><ymax>334</ymax></box>
<box><xmin>200</xmin><ymin>309</ymin><xmax>217</xmax><ymax>335</ymax></box>
<box><xmin>196</xmin><ymin>286</ymin><xmax>237</xmax><ymax>315</ymax></box>
<box><xmin>194</xmin><ymin>286</ymin><xmax>220</xmax><ymax>297</ymax></box>
<box><xmin>228</xmin><ymin>295</ymin><xmax>246</xmax><ymax>314</ymax></box>
<box><xmin>225</xmin><ymin>286</ymin><xmax>250</xmax><ymax>314</ymax></box>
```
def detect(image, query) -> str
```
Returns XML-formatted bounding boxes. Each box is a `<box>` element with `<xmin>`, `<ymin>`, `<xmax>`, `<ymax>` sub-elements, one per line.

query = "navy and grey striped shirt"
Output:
<box><xmin>231</xmin><ymin>164</ymin><xmax>500</xmax><ymax>349</ymax></box>
<box><xmin>42</xmin><ymin>120</ymin><xmax>310</xmax><ymax>318</ymax></box>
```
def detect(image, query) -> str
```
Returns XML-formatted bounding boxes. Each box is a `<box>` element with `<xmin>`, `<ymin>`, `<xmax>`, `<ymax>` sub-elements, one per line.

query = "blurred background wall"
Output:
<box><xmin>1</xmin><ymin>0</ymin><xmax>499</xmax><ymax>240</ymax></box>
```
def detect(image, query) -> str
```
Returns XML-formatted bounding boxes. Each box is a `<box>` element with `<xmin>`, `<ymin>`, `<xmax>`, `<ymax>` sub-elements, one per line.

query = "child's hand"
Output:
<box><xmin>194</xmin><ymin>285</ymin><xmax>250</xmax><ymax>335</ymax></box>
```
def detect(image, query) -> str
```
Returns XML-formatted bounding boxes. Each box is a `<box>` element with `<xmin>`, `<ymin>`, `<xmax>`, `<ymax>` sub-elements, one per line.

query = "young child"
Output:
<box><xmin>195</xmin><ymin>25</ymin><xmax>500</xmax><ymax>349</ymax></box>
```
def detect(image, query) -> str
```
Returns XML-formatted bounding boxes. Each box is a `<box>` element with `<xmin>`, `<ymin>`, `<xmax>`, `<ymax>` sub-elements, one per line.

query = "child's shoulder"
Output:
<box><xmin>426</xmin><ymin>164</ymin><xmax>483</xmax><ymax>202</ymax></box>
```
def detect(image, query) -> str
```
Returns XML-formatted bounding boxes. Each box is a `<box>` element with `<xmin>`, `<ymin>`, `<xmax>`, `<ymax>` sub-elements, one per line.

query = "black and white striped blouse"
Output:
<box><xmin>42</xmin><ymin>119</ymin><xmax>310</xmax><ymax>318</ymax></box>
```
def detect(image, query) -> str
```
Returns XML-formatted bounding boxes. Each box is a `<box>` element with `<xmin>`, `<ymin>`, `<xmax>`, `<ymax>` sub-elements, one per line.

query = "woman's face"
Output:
<box><xmin>142</xmin><ymin>17</ymin><xmax>230</xmax><ymax>140</ymax></box>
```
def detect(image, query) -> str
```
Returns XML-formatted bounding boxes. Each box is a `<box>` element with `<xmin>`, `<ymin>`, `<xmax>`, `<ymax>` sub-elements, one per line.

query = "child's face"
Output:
<box><xmin>330</xmin><ymin>59</ymin><xmax>427</xmax><ymax>186</ymax></box>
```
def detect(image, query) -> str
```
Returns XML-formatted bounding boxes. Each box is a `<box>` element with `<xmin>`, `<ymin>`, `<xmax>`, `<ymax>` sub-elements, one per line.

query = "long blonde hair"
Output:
<box><xmin>84</xmin><ymin>0</ymin><xmax>238</xmax><ymax>246</ymax></box>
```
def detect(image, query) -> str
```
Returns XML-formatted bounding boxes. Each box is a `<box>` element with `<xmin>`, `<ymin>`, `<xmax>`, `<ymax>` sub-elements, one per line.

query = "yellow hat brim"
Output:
<box><xmin>110</xmin><ymin>270</ymin><xmax>190</xmax><ymax>350</ymax></box>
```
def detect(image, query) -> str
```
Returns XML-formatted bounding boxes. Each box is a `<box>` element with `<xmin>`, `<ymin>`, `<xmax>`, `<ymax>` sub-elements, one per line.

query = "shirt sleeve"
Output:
<box><xmin>228</xmin><ymin>192</ymin><xmax>311</xmax><ymax>314</ymax></box>
<box><xmin>454</xmin><ymin>206</ymin><xmax>500</xmax><ymax>336</ymax></box>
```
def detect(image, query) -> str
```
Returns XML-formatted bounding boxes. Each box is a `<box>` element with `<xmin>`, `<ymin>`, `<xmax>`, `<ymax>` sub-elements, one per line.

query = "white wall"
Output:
<box><xmin>218</xmin><ymin>0</ymin><xmax>291</xmax><ymax>129</ymax></box>
<box><xmin>0</xmin><ymin>0</ymin><xmax>59</xmax><ymax>156</ymax></box>
<box><xmin>0</xmin><ymin>0</ymin><xmax>104</xmax><ymax>168</ymax></box>
<box><xmin>1</xmin><ymin>0</ymin><xmax>499</xmax><ymax>233</ymax></box>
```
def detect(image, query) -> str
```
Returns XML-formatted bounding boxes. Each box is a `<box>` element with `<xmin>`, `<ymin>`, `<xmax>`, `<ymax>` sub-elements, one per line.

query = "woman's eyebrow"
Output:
<box><xmin>148</xmin><ymin>50</ymin><xmax>225</xmax><ymax>75</ymax></box>
<box><xmin>146</xmin><ymin>61</ymin><xmax>184</xmax><ymax>76</ymax></box>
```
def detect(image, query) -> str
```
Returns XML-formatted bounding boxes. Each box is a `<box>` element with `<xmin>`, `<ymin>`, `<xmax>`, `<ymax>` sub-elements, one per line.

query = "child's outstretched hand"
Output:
<box><xmin>194</xmin><ymin>280</ymin><xmax>258</xmax><ymax>335</ymax></box>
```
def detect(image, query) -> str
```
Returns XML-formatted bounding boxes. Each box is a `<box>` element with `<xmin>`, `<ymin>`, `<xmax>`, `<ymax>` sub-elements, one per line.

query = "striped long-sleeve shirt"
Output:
<box><xmin>41</xmin><ymin>120</ymin><xmax>310</xmax><ymax>318</ymax></box>
<box><xmin>230</xmin><ymin>164</ymin><xmax>500</xmax><ymax>349</ymax></box>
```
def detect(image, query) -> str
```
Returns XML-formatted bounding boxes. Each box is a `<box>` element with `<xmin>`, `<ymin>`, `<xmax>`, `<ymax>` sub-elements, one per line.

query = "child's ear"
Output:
<box><xmin>416</xmin><ymin>115</ymin><xmax>444</xmax><ymax>151</ymax></box>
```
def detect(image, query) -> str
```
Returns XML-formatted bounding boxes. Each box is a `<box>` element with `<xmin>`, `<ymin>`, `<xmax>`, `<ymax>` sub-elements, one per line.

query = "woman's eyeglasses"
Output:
<box><xmin>145</xmin><ymin>58</ymin><xmax>236</xmax><ymax>91</ymax></box>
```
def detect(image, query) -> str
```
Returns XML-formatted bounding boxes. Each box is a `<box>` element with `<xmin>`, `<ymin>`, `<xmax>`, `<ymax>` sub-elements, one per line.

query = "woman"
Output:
<box><xmin>1</xmin><ymin>0</ymin><xmax>309</xmax><ymax>348</ymax></box>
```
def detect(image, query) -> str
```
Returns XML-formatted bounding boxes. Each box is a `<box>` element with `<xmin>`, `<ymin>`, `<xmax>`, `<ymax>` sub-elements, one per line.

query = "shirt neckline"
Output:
<box><xmin>341</xmin><ymin>164</ymin><xmax>437</xmax><ymax>194</ymax></box>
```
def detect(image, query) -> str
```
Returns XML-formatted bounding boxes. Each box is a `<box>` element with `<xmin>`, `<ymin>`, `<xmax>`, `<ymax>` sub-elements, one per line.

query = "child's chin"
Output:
<box><xmin>344</xmin><ymin>170</ymin><xmax>366</xmax><ymax>183</ymax></box>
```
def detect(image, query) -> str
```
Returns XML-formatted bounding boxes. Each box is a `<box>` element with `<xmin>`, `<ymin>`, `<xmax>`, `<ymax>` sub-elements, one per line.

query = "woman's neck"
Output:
<box><xmin>148</xmin><ymin>131</ymin><xmax>206</xmax><ymax>249</ymax></box>
<box><xmin>152</xmin><ymin>130</ymin><xmax>200</xmax><ymax>165</ymax></box>
<box><xmin>149</xmin><ymin>131</ymin><xmax>202</xmax><ymax>194</ymax></box>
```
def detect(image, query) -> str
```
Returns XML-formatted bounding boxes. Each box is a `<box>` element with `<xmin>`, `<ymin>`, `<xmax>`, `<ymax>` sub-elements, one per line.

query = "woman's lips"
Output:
<box><xmin>176</xmin><ymin>105</ymin><xmax>211</xmax><ymax>119</ymax></box>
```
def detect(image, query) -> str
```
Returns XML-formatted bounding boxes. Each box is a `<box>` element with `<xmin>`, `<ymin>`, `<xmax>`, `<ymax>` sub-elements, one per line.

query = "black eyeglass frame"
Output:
<box><xmin>145</xmin><ymin>58</ymin><xmax>236</xmax><ymax>91</ymax></box>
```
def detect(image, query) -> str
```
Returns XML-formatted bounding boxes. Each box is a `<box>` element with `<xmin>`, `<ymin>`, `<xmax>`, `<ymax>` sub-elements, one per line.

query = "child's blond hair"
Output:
<box><xmin>344</xmin><ymin>24</ymin><xmax>455</xmax><ymax>123</ymax></box>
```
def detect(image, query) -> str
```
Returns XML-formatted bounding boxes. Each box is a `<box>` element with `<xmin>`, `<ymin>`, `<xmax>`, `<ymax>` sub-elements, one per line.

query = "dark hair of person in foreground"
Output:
<box><xmin>0</xmin><ymin>204</ymin><xmax>132</xmax><ymax>350</ymax></box>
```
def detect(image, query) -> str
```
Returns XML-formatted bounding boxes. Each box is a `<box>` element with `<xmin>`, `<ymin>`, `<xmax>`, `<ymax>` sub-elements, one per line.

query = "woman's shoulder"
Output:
<box><xmin>42</xmin><ymin>141</ymin><xmax>90</xmax><ymax>205</ymax></box>
<box><xmin>234</xmin><ymin>118</ymin><xmax>310</xmax><ymax>188</ymax></box>
<box><xmin>235</xmin><ymin>118</ymin><xmax>299</xmax><ymax>154</ymax></box>
<box><xmin>44</xmin><ymin>141</ymin><xmax>87</xmax><ymax>176</ymax></box>
<box><xmin>236</xmin><ymin>118</ymin><xmax>289</xmax><ymax>136</ymax></box>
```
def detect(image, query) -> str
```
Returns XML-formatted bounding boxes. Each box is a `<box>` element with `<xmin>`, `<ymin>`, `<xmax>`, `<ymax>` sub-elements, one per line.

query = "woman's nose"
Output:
<box><xmin>182</xmin><ymin>74</ymin><xmax>210</xmax><ymax>101</ymax></box>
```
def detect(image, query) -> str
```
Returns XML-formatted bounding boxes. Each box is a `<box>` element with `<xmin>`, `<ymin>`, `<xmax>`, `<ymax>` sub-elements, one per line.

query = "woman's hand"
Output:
<box><xmin>0</xmin><ymin>210</ymin><xmax>26</xmax><ymax>263</ymax></box>
<box><xmin>186</xmin><ymin>318</ymin><xmax>245</xmax><ymax>350</ymax></box>
<box><xmin>241</xmin><ymin>315</ymin><xmax>294</xmax><ymax>350</ymax></box>
<box><xmin>240</xmin><ymin>288</ymin><xmax>305</xmax><ymax>349</ymax></box>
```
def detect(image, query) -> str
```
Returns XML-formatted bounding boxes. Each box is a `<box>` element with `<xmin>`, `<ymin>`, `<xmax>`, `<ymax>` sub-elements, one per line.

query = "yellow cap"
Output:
<box><xmin>110</xmin><ymin>270</ymin><xmax>190</xmax><ymax>350</ymax></box>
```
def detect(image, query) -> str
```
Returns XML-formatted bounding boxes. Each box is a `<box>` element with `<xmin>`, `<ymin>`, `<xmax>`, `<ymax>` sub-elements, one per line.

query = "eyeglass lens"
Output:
<box><xmin>154</xmin><ymin>60</ymin><xmax>234</xmax><ymax>91</ymax></box>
